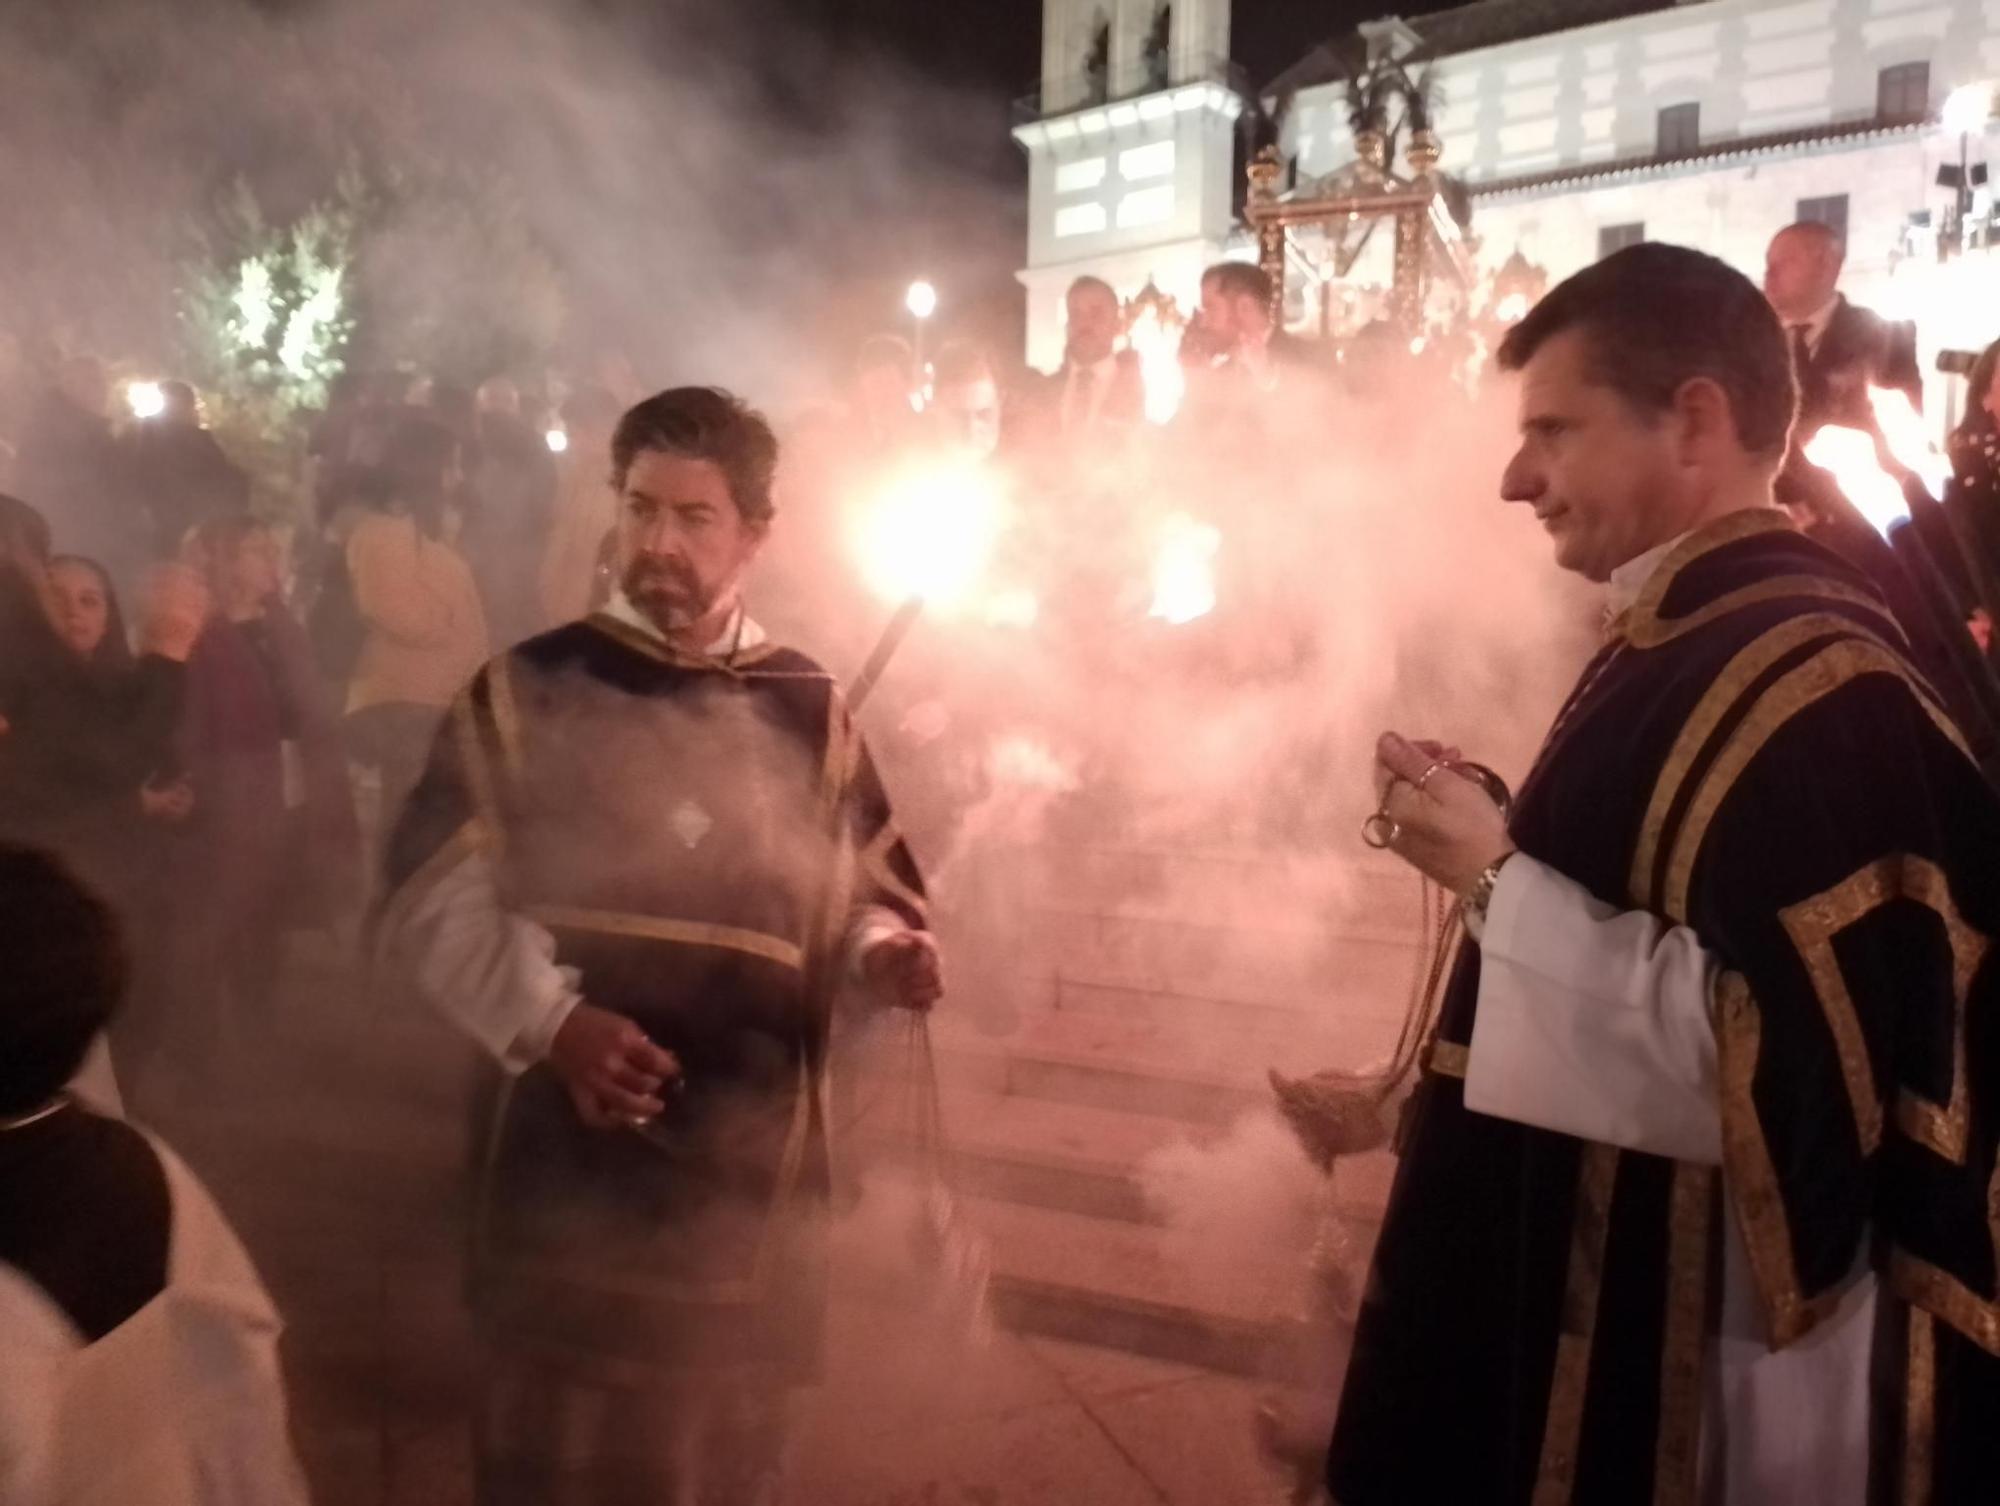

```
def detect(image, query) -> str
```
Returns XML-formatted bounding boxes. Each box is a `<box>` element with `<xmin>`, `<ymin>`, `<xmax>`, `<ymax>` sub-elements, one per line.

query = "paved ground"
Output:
<box><xmin>132</xmin><ymin>944</ymin><xmax>1321</xmax><ymax>1505</ymax></box>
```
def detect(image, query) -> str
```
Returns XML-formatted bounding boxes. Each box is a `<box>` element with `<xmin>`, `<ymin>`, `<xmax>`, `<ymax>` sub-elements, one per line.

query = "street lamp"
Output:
<box><xmin>125</xmin><ymin>380</ymin><xmax>166</xmax><ymax>420</ymax></box>
<box><xmin>905</xmin><ymin>279</ymin><xmax>937</xmax><ymax>400</ymax></box>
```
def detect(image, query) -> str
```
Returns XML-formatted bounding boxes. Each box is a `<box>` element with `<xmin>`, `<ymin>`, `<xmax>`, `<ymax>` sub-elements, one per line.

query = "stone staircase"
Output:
<box><xmin>842</xmin><ymin>840</ymin><xmax>1430</xmax><ymax>1381</ymax></box>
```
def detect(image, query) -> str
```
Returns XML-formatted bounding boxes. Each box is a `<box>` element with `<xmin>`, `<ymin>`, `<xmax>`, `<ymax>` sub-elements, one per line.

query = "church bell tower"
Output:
<box><xmin>1013</xmin><ymin>0</ymin><xmax>1244</xmax><ymax>371</ymax></box>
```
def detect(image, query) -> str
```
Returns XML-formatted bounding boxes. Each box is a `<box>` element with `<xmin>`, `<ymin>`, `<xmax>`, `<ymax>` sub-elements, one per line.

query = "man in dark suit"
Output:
<box><xmin>1764</xmin><ymin>219</ymin><xmax>1922</xmax><ymax>431</ymax></box>
<box><xmin>1764</xmin><ymin>220</ymin><xmax>1991</xmax><ymax>679</ymax></box>
<box><xmin>1037</xmin><ymin>276</ymin><xmax>1145</xmax><ymax>446</ymax></box>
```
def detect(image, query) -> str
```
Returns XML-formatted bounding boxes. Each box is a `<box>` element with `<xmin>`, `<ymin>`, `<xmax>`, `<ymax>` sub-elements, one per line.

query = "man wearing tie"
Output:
<box><xmin>1044</xmin><ymin>276</ymin><xmax>1144</xmax><ymax>445</ymax></box>
<box><xmin>1763</xmin><ymin>219</ymin><xmax>1921</xmax><ymax>434</ymax></box>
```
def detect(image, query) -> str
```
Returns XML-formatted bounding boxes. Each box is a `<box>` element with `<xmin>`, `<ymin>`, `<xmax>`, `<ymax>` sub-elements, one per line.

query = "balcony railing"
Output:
<box><xmin>1013</xmin><ymin>53</ymin><xmax>1248</xmax><ymax>125</ymax></box>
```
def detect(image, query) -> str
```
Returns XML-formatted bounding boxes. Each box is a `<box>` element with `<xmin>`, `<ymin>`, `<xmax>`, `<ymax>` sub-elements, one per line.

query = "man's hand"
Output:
<box><xmin>136</xmin><ymin>564</ymin><xmax>209</xmax><ymax>663</ymax></box>
<box><xmin>1372</xmin><ymin>731</ymin><xmax>1514</xmax><ymax>897</ymax></box>
<box><xmin>862</xmin><ymin>930</ymin><xmax>944</xmax><ymax>1013</ymax></box>
<box><xmin>547</xmin><ymin>1002</ymin><xmax>682</xmax><ymax>1130</ymax></box>
<box><xmin>139</xmin><ymin>777</ymin><xmax>194</xmax><ymax>823</ymax></box>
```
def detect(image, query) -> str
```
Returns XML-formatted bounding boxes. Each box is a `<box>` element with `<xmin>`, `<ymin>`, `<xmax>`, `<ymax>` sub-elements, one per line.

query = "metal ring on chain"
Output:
<box><xmin>1360</xmin><ymin>812</ymin><xmax>1399</xmax><ymax>849</ymax></box>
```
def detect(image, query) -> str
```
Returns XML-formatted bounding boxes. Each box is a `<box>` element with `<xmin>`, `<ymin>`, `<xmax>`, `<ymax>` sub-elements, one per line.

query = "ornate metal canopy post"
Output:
<box><xmin>1243</xmin><ymin>63</ymin><xmax>1474</xmax><ymax>340</ymax></box>
<box><xmin>1247</xmin><ymin>146</ymin><xmax>1288</xmax><ymax>323</ymax></box>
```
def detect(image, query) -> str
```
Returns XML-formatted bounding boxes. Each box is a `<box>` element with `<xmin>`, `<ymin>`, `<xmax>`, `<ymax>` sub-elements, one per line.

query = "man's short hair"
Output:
<box><xmin>0</xmin><ymin>846</ymin><xmax>126</xmax><ymax>1116</ymax></box>
<box><xmin>611</xmin><ymin>387</ymin><xmax>779</xmax><ymax>526</ymax></box>
<box><xmin>1496</xmin><ymin>243</ymin><xmax>1797</xmax><ymax>459</ymax></box>
<box><xmin>1775</xmin><ymin>218</ymin><xmax>1845</xmax><ymax>262</ymax></box>
<box><xmin>1201</xmin><ymin>261</ymin><xmax>1274</xmax><ymax>307</ymax></box>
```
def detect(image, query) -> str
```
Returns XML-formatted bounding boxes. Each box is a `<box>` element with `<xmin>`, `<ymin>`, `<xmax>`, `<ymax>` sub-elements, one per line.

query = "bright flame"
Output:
<box><xmin>982</xmin><ymin>586</ymin><xmax>1039</xmax><ymax>629</ymax></box>
<box><xmin>1942</xmin><ymin>82</ymin><xmax>1992</xmax><ymax>138</ymax></box>
<box><xmin>1804</xmin><ymin>425</ymin><xmax>1910</xmax><ymax>538</ymax></box>
<box><xmin>1126</xmin><ymin>302</ymin><xmax>1186</xmax><ymax>425</ymax></box>
<box><xmin>1879</xmin><ymin>252</ymin><xmax>2000</xmax><ymax>384</ymax></box>
<box><xmin>1149</xmin><ymin>512</ymin><xmax>1221</xmax><ymax>625</ymax></box>
<box><xmin>853</xmin><ymin>460</ymin><xmax>1005</xmax><ymax>610</ymax></box>
<box><xmin>125</xmin><ymin>381</ymin><xmax>166</xmax><ymax>420</ymax></box>
<box><xmin>905</xmin><ymin>279</ymin><xmax>938</xmax><ymax>321</ymax></box>
<box><xmin>1868</xmin><ymin>386</ymin><xmax>1952</xmax><ymax>496</ymax></box>
<box><xmin>544</xmin><ymin>427</ymin><xmax>569</xmax><ymax>454</ymax></box>
<box><xmin>1493</xmin><ymin>291</ymin><xmax>1530</xmax><ymax>324</ymax></box>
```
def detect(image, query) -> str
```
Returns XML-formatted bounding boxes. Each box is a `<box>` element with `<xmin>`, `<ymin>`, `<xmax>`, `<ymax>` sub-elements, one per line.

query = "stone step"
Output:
<box><xmin>1006</xmin><ymin>905</ymin><xmax>1428</xmax><ymax>1002</ymax></box>
<box><xmin>1045</xmin><ymin>949</ymin><xmax>1420</xmax><ymax>1037</ymax></box>
<box><xmin>854</xmin><ymin>1084</ymin><xmax>1403</xmax><ymax>1231</ymax></box>
<box><xmin>851</xmin><ymin>1089</ymin><xmax>1195</xmax><ymax>1225</ymax></box>
<box><xmin>933</xmin><ymin>1007</ymin><xmax>1397</xmax><ymax>1112</ymax></box>
<box><xmin>971</xmin><ymin>1196</ymin><xmax>1329</xmax><ymax>1381</ymax></box>
<box><xmin>1005</xmin><ymin>845</ymin><xmax>1423</xmax><ymax>934</ymax></box>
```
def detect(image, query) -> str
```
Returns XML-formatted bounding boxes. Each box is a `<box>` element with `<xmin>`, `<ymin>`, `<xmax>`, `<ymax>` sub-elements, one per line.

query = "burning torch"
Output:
<box><xmin>1805</xmin><ymin>392</ymin><xmax>2000</xmax><ymax>783</ymax></box>
<box><xmin>125</xmin><ymin>381</ymin><xmax>167</xmax><ymax>420</ymax></box>
<box><xmin>847</xmin><ymin>460</ymin><xmax>1006</xmax><ymax>712</ymax></box>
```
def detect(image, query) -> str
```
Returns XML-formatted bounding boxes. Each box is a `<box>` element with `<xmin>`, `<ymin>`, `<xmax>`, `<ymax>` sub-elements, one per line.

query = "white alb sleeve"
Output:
<box><xmin>1463</xmin><ymin>854</ymin><xmax>1723</xmax><ymax>1164</ymax></box>
<box><xmin>378</xmin><ymin>849</ymin><xmax>581</xmax><ymax>1072</ymax></box>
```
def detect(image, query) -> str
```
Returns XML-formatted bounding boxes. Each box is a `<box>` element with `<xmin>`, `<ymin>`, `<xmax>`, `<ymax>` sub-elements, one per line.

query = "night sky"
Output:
<box><xmin>757</xmin><ymin>0</ymin><xmax>1465</xmax><ymax>365</ymax></box>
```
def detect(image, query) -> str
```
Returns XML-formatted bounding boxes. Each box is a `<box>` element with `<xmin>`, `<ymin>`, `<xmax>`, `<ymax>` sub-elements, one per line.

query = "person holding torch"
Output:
<box><xmin>376</xmin><ymin>387</ymin><xmax>940</xmax><ymax>1504</ymax></box>
<box><xmin>1329</xmin><ymin>245</ymin><xmax>2000</xmax><ymax>1505</ymax></box>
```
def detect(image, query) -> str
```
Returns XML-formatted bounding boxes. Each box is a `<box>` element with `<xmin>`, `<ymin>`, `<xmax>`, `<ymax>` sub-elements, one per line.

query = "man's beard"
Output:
<box><xmin>624</xmin><ymin>558</ymin><xmax>717</xmax><ymax>630</ymax></box>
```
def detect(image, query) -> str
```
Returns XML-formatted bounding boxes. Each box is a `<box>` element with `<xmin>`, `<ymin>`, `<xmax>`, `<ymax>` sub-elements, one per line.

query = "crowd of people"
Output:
<box><xmin>4</xmin><ymin>218</ymin><xmax>2000</xmax><ymax>1506</ymax></box>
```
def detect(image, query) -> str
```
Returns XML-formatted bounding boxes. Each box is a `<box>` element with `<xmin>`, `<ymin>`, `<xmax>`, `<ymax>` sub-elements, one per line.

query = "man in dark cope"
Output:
<box><xmin>377</xmin><ymin>386</ymin><xmax>941</xmax><ymax>1505</ymax></box>
<box><xmin>1327</xmin><ymin>245</ymin><xmax>2000</xmax><ymax>1505</ymax></box>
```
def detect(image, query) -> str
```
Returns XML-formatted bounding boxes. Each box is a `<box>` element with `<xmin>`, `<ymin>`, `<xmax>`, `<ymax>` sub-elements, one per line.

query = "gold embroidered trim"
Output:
<box><xmin>1888</xmin><ymin>1249</ymin><xmax>2000</xmax><ymax>1359</ymax></box>
<box><xmin>1662</xmin><ymin>637</ymin><xmax>1969</xmax><ymax>921</ymax></box>
<box><xmin>1780</xmin><ymin>855</ymin><xmax>1984</xmax><ymax>1165</ymax></box>
<box><xmin>1713</xmin><ymin>972</ymin><xmax>1847</xmax><ymax>1346</ymax></box>
<box><xmin>1531</xmin><ymin>1142</ymin><xmax>1620</xmax><ymax>1506</ymax></box>
<box><xmin>486</xmin><ymin>652</ymin><xmax>526</xmax><ymax>782</ymax></box>
<box><xmin>1625</xmin><ymin>573</ymin><xmax>1895</xmax><ymax>651</ymax></box>
<box><xmin>1652</xmin><ymin>1162</ymin><xmax>1713</xmax><ymax>1506</ymax></box>
<box><xmin>1423</xmin><ymin>1039</ymin><xmax>1469</xmax><ymax>1079</ymax></box>
<box><xmin>1628</xmin><ymin>613</ymin><xmax>1891</xmax><ymax>908</ymax></box>
<box><xmin>859</xmin><ymin>822</ymin><xmax>929</xmax><ymax>922</ymax></box>
<box><xmin>1903</xmin><ymin>1305</ymin><xmax>1937</xmax><ymax>1506</ymax></box>
<box><xmin>819</xmin><ymin>689</ymin><xmax>858</xmax><ymax>813</ymax></box>
<box><xmin>525</xmin><ymin>906</ymin><xmax>806</xmax><ymax>972</ymax></box>
<box><xmin>455</xmin><ymin>684</ymin><xmax>506</xmax><ymax>864</ymax></box>
<box><xmin>1618</xmin><ymin>509</ymin><xmax>1795</xmax><ymax>633</ymax></box>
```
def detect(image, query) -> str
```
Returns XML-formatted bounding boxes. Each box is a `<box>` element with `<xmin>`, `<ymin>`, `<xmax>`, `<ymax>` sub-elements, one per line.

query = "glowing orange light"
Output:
<box><xmin>1867</xmin><ymin>386</ymin><xmax>1952</xmax><ymax>496</ymax></box>
<box><xmin>1804</xmin><ymin>425</ymin><xmax>1909</xmax><ymax>538</ymax></box>
<box><xmin>981</xmin><ymin>587</ymin><xmax>1039</xmax><ymax>629</ymax></box>
<box><xmin>1493</xmin><ymin>291</ymin><xmax>1530</xmax><ymax>324</ymax></box>
<box><xmin>1126</xmin><ymin>302</ymin><xmax>1186</xmax><ymax>425</ymax></box>
<box><xmin>853</xmin><ymin>461</ymin><xmax>1006</xmax><ymax>610</ymax></box>
<box><xmin>1149</xmin><ymin>512</ymin><xmax>1220</xmax><ymax>624</ymax></box>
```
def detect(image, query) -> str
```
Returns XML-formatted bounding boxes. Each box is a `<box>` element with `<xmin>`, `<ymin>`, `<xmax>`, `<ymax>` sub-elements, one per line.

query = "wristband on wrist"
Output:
<box><xmin>1465</xmin><ymin>850</ymin><xmax>1517</xmax><ymax>924</ymax></box>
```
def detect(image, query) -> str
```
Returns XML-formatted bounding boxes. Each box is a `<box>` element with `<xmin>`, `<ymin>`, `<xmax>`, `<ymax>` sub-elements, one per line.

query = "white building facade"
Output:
<box><xmin>1018</xmin><ymin>0</ymin><xmax>2000</xmax><ymax>391</ymax></box>
<box><xmin>1013</xmin><ymin>0</ymin><xmax>1245</xmax><ymax>373</ymax></box>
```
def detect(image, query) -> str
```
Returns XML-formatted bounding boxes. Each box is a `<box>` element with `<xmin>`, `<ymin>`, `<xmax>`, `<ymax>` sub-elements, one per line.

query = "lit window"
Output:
<box><xmin>1055</xmin><ymin>203</ymin><xmax>1108</xmax><ymax>238</ymax></box>
<box><xmin>1055</xmin><ymin>157</ymin><xmax>1107</xmax><ymax>194</ymax></box>
<box><xmin>1119</xmin><ymin>141</ymin><xmax>1176</xmax><ymax>181</ymax></box>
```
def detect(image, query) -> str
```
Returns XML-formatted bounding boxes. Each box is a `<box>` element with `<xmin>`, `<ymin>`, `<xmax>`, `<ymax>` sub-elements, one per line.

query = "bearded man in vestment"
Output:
<box><xmin>1328</xmin><ymin>245</ymin><xmax>2000</xmax><ymax>1505</ymax></box>
<box><xmin>378</xmin><ymin>386</ymin><xmax>940</xmax><ymax>1505</ymax></box>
